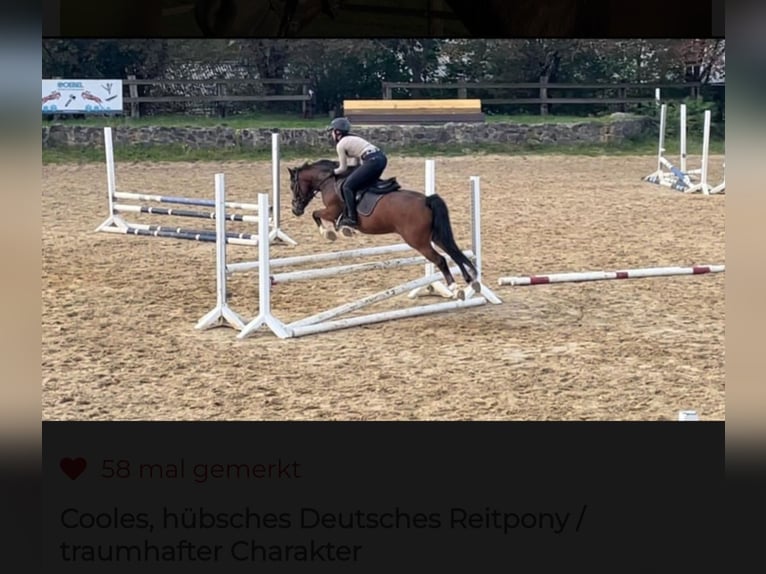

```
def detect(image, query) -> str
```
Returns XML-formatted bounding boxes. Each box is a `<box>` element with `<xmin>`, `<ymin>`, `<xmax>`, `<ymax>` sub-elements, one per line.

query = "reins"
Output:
<box><xmin>316</xmin><ymin>172</ymin><xmax>335</xmax><ymax>192</ymax></box>
<box><xmin>294</xmin><ymin>163</ymin><xmax>347</xmax><ymax>209</ymax></box>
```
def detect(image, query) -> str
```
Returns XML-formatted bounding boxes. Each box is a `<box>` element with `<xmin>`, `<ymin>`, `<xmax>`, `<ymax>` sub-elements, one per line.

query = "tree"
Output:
<box><xmin>43</xmin><ymin>40</ymin><xmax>169</xmax><ymax>79</ymax></box>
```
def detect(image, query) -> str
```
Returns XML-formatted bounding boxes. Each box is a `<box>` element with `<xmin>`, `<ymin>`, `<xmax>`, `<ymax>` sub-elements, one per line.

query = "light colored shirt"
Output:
<box><xmin>334</xmin><ymin>135</ymin><xmax>378</xmax><ymax>175</ymax></box>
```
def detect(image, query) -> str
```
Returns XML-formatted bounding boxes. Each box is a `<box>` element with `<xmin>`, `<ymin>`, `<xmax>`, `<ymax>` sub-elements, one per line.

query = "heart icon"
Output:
<box><xmin>60</xmin><ymin>457</ymin><xmax>87</xmax><ymax>480</ymax></box>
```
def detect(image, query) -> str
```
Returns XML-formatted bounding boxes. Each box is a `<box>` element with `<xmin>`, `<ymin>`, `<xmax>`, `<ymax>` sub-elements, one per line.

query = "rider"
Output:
<box><xmin>329</xmin><ymin>117</ymin><xmax>388</xmax><ymax>231</ymax></box>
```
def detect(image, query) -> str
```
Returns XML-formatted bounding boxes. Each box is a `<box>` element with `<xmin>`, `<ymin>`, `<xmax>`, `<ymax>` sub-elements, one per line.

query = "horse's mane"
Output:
<box><xmin>295</xmin><ymin>159</ymin><xmax>359</xmax><ymax>182</ymax></box>
<box><xmin>303</xmin><ymin>159</ymin><xmax>338</xmax><ymax>172</ymax></box>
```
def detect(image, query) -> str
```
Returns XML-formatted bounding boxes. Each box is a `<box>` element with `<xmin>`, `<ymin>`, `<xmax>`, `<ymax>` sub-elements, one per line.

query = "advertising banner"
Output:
<box><xmin>42</xmin><ymin>79</ymin><xmax>123</xmax><ymax>114</ymax></box>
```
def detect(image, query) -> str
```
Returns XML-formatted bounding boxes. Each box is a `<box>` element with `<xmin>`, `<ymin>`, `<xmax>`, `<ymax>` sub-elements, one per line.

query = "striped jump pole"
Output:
<box><xmin>99</xmin><ymin>222</ymin><xmax>259</xmax><ymax>246</ymax></box>
<box><xmin>96</xmin><ymin>127</ymin><xmax>298</xmax><ymax>245</ymax></box>
<box><xmin>112</xmin><ymin>203</ymin><xmax>261</xmax><ymax>223</ymax></box>
<box><xmin>112</xmin><ymin>191</ymin><xmax>263</xmax><ymax>212</ymax></box>
<box><xmin>498</xmin><ymin>265</ymin><xmax>725</xmax><ymax>287</ymax></box>
<box><xmin>103</xmin><ymin>226</ymin><xmax>216</xmax><ymax>244</ymax></box>
<box><xmin>195</xmin><ymin>174</ymin><xmax>248</xmax><ymax>331</ymax></box>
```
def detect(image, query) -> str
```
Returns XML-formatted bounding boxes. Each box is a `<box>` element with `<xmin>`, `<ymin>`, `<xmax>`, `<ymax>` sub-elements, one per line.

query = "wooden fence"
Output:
<box><xmin>124</xmin><ymin>76</ymin><xmax>313</xmax><ymax>118</ymax></box>
<box><xmin>44</xmin><ymin>75</ymin><xmax>705</xmax><ymax>119</ymax></box>
<box><xmin>381</xmin><ymin>79</ymin><xmax>702</xmax><ymax>114</ymax></box>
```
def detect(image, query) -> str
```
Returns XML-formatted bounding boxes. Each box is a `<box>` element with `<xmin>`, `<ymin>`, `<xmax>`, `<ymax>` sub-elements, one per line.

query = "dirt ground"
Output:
<box><xmin>42</xmin><ymin>153</ymin><xmax>725</xmax><ymax>421</ymax></box>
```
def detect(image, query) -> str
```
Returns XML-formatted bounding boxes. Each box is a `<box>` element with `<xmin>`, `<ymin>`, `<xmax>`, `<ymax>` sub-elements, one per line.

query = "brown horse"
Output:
<box><xmin>287</xmin><ymin>160</ymin><xmax>480</xmax><ymax>297</ymax></box>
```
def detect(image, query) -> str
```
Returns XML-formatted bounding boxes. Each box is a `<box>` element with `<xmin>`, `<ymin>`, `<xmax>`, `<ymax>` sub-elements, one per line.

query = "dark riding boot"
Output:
<box><xmin>338</xmin><ymin>184</ymin><xmax>359</xmax><ymax>232</ymax></box>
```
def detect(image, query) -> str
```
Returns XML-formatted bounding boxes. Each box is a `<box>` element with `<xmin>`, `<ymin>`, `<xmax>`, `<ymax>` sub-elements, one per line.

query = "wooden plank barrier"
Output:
<box><xmin>343</xmin><ymin>99</ymin><xmax>485</xmax><ymax>125</ymax></box>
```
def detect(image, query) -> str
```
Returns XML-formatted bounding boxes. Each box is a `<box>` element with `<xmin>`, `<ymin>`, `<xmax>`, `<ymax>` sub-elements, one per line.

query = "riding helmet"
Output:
<box><xmin>330</xmin><ymin>117</ymin><xmax>351</xmax><ymax>133</ymax></box>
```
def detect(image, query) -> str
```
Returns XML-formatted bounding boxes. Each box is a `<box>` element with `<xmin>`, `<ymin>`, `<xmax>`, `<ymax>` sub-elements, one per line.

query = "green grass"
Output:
<box><xmin>41</xmin><ymin>137</ymin><xmax>725</xmax><ymax>165</ymax></box>
<box><xmin>43</xmin><ymin>112</ymin><xmax>620</xmax><ymax>130</ymax></box>
<box><xmin>44</xmin><ymin>113</ymin><xmax>330</xmax><ymax>129</ymax></box>
<box><xmin>485</xmin><ymin>114</ymin><xmax>617</xmax><ymax>124</ymax></box>
<box><xmin>42</xmin><ymin>111</ymin><xmax>724</xmax><ymax>164</ymax></box>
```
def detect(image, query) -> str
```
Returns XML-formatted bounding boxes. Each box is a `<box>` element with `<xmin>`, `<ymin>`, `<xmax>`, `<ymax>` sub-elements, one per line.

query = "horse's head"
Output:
<box><xmin>287</xmin><ymin>162</ymin><xmax>315</xmax><ymax>217</ymax></box>
<box><xmin>287</xmin><ymin>160</ymin><xmax>338</xmax><ymax>216</ymax></box>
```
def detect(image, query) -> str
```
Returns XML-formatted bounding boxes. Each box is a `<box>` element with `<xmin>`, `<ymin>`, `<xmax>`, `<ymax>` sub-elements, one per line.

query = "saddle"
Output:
<box><xmin>334</xmin><ymin>176</ymin><xmax>401</xmax><ymax>217</ymax></box>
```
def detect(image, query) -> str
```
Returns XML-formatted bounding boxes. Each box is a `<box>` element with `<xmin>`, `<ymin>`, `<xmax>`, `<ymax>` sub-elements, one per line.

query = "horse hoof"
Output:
<box><xmin>447</xmin><ymin>283</ymin><xmax>463</xmax><ymax>300</ymax></box>
<box><xmin>323</xmin><ymin>229</ymin><xmax>337</xmax><ymax>241</ymax></box>
<box><xmin>471</xmin><ymin>280</ymin><xmax>482</xmax><ymax>293</ymax></box>
<box><xmin>340</xmin><ymin>226</ymin><xmax>354</xmax><ymax>238</ymax></box>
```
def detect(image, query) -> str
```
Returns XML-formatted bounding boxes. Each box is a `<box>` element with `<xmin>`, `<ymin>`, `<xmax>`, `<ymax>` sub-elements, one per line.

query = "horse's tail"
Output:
<box><xmin>425</xmin><ymin>194</ymin><xmax>478</xmax><ymax>282</ymax></box>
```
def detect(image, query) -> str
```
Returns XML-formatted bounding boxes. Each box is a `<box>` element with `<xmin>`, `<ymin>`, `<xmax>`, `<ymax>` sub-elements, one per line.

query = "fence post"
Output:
<box><xmin>457</xmin><ymin>86</ymin><xmax>467</xmax><ymax>99</ymax></box>
<box><xmin>127</xmin><ymin>74</ymin><xmax>139</xmax><ymax>119</ymax></box>
<box><xmin>383</xmin><ymin>83</ymin><xmax>392</xmax><ymax>99</ymax></box>
<box><xmin>539</xmin><ymin>75</ymin><xmax>549</xmax><ymax>116</ymax></box>
<box><xmin>216</xmin><ymin>82</ymin><xmax>227</xmax><ymax>118</ymax></box>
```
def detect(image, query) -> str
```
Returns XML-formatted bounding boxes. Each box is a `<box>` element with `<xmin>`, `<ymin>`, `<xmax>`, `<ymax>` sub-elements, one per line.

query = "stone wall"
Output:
<box><xmin>41</xmin><ymin>115</ymin><xmax>651</xmax><ymax>150</ymax></box>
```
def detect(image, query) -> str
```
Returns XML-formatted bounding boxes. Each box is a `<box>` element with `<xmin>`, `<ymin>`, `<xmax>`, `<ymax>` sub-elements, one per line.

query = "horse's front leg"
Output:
<box><xmin>312</xmin><ymin>206</ymin><xmax>342</xmax><ymax>241</ymax></box>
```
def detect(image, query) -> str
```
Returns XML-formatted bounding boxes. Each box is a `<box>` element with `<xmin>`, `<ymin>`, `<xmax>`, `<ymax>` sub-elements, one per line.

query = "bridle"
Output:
<box><xmin>291</xmin><ymin>167</ymin><xmax>336</xmax><ymax>212</ymax></box>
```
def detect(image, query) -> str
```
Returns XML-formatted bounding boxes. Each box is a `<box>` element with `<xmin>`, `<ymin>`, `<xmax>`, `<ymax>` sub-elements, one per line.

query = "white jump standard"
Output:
<box><xmin>96</xmin><ymin>128</ymin><xmax>297</xmax><ymax>245</ymax></box>
<box><xmin>194</xmin><ymin>174</ymin><xmax>248</xmax><ymax>331</ymax></box>
<box><xmin>644</xmin><ymin>104</ymin><xmax>723</xmax><ymax>195</ymax></box>
<box><xmin>498</xmin><ymin>265</ymin><xmax>725</xmax><ymax>286</ymax></box>
<box><xmin>196</xmin><ymin>169</ymin><xmax>501</xmax><ymax>339</ymax></box>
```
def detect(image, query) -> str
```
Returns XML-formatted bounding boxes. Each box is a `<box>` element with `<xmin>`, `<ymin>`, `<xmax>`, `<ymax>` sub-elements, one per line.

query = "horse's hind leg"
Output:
<box><xmin>426</xmin><ymin>247</ymin><xmax>457</xmax><ymax>289</ymax></box>
<box><xmin>432</xmin><ymin>237</ymin><xmax>479</xmax><ymax>290</ymax></box>
<box><xmin>410</xmin><ymin>240</ymin><xmax>469</xmax><ymax>299</ymax></box>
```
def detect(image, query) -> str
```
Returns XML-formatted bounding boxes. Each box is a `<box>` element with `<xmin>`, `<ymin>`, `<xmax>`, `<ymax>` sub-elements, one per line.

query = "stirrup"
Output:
<box><xmin>336</xmin><ymin>212</ymin><xmax>357</xmax><ymax>228</ymax></box>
